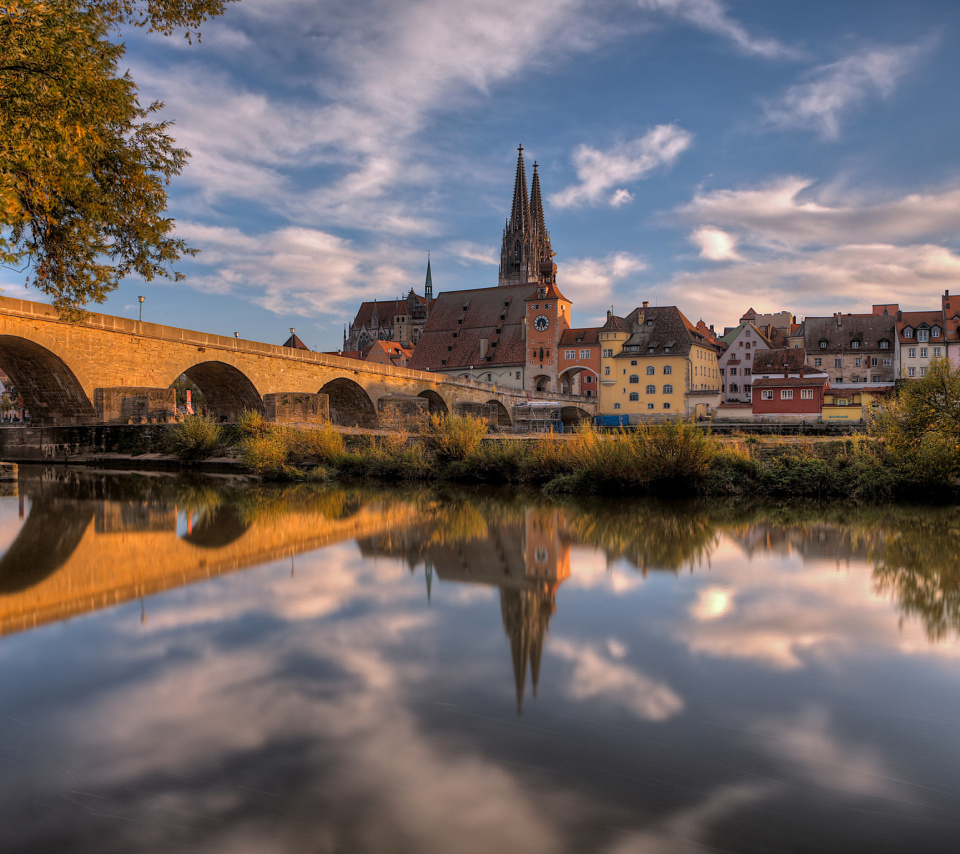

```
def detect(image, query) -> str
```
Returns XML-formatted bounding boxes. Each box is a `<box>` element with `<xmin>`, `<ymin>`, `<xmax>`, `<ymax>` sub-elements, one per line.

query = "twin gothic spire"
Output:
<box><xmin>499</xmin><ymin>145</ymin><xmax>555</xmax><ymax>288</ymax></box>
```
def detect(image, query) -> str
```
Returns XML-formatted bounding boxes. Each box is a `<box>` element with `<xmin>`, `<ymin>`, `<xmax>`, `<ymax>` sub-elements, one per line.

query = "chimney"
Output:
<box><xmin>479</xmin><ymin>338</ymin><xmax>488</xmax><ymax>359</ymax></box>
<box><xmin>642</xmin><ymin>300</ymin><xmax>649</xmax><ymax>309</ymax></box>
<box><xmin>835</xmin><ymin>313</ymin><xmax>841</xmax><ymax>327</ymax></box>
<box><xmin>607</xmin><ymin>309</ymin><xmax>612</xmax><ymax>319</ymax></box>
<box><xmin>783</xmin><ymin>362</ymin><xmax>789</xmax><ymax>379</ymax></box>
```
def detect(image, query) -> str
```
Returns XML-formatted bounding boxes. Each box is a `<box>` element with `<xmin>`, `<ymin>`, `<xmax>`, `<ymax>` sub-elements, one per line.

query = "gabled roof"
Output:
<box><xmin>802</xmin><ymin>314</ymin><xmax>896</xmax><ymax>351</ymax></box>
<box><xmin>615</xmin><ymin>305</ymin><xmax>707</xmax><ymax>358</ymax></box>
<box><xmin>600</xmin><ymin>313</ymin><xmax>631</xmax><ymax>333</ymax></box>
<box><xmin>282</xmin><ymin>333</ymin><xmax>309</xmax><ymax>350</ymax></box>
<box><xmin>350</xmin><ymin>293</ymin><xmax>429</xmax><ymax>330</ymax></box>
<box><xmin>897</xmin><ymin>310</ymin><xmax>944</xmax><ymax>342</ymax></box>
<box><xmin>408</xmin><ymin>282</ymin><xmax>531</xmax><ymax>371</ymax></box>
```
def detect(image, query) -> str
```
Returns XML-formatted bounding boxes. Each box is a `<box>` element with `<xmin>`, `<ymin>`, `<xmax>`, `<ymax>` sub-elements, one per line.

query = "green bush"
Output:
<box><xmin>239</xmin><ymin>429</ymin><xmax>300</xmax><ymax>479</ymax></box>
<box><xmin>169</xmin><ymin>415</ymin><xmax>223</xmax><ymax>461</ymax></box>
<box><xmin>235</xmin><ymin>409</ymin><xmax>268</xmax><ymax>438</ymax></box>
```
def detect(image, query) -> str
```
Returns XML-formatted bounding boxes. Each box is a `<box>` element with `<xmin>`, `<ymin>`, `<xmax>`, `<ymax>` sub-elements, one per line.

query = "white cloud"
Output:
<box><xmin>560</xmin><ymin>251</ymin><xmax>647</xmax><ymax>324</ymax></box>
<box><xmin>763</xmin><ymin>41</ymin><xmax>932</xmax><ymax>139</ymax></box>
<box><xmin>447</xmin><ymin>241</ymin><xmax>500</xmax><ymax>266</ymax></box>
<box><xmin>636</xmin><ymin>0</ymin><xmax>796</xmax><ymax>59</ymax></box>
<box><xmin>691</xmin><ymin>225</ymin><xmax>741</xmax><ymax>261</ymax></box>
<box><xmin>550</xmin><ymin>638</ymin><xmax>684</xmax><ymax>721</ymax></box>
<box><xmin>552</xmin><ymin>125</ymin><xmax>693</xmax><ymax>209</ymax></box>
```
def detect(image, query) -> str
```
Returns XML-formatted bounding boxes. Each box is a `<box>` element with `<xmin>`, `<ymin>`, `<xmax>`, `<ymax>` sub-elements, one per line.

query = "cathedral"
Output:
<box><xmin>408</xmin><ymin>146</ymin><xmax>573</xmax><ymax>393</ymax></box>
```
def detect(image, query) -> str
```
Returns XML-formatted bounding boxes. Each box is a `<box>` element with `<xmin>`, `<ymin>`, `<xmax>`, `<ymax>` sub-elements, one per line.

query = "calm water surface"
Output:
<box><xmin>0</xmin><ymin>466</ymin><xmax>958</xmax><ymax>853</ymax></box>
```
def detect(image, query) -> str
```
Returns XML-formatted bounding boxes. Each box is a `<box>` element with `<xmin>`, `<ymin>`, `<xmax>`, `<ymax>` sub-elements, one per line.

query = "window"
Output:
<box><xmin>745</xmin><ymin>329</ymin><xmax>751</xmax><ymax>337</ymax></box>
<box><xmin>614</xmin><ymin>403</ymin><xmax>621</xmax><ymax>410</ymax></box>
<box><xmin>719</xmin><ymin>368</ymin><xmax>725</xmax><ymax>376</ymax></box>
<box><xmin>880</xmin><ymin>339</ymin><xmax>889</xmax><ymax>349</ymax></box>
<box><xmin>629</xmin><ymin>375</ymin><xmax>639</xmax><ymax>384</ymax></box>
<box><xmin>744</xmin><ymin>368</ymin><xmax>751</xmax><ymax>376</ymax></box>
<box><xmin>646</xmin><ymin>366</ymin><xmax>655</xmax><ymax>375</ymax></box>
<box><xmin>487</xmin><ymin>373</ymin><xmax>492</xmax><ymax>382</ymax></box>
<box><xmin>531</xmin><ymin>304</ymin><xmax>539</xmax><ymax>310</ymax></box>
<box><xmin>932</xmin><ymin>327</ymin><xmax>942</xmax><ymax>338</ymax></box>
<box><xmin>814</xmin><ymin>357</ymin><xmax>822</xmax><ymax>367</ymax></box>
<box><xmin>516</xmin><ymin>372</ymin><xmax>521</xmax><ymax>379</ymax></box>
<box><xmin>908</xmin><ymin>367</ymin><xmax>916</xmax><ymax>377</ymax></box>
<box><xmin>629</xmin><ymin>392</ymin><xmax>639</xmax><ymax>401</ymax></box>
<box><xmin>663</xmin><ymin>402</ymin><xmax>671</xmax><ymax>409</ymax></box>
<box><xmin>730</xmin><ymin>383</ymin><xmax>739</xmax><ymax>393</ymax></box>
<box><xmin>630</xmin><ymin>360</ymin><xmax>638</xmax><ymax>366</ymax></box>
<box><xmin>762</xmin><ymin>390</ymin><xmax>774</xmax><ymax>400</ymax></box>
<box><xmin>819</xmin><ymin>339</ymin><xmax>828</xmax><ymax>349</ymax></box>
<box><xmin>909</xmin><ymin>348</ymin><xmax>916</xmax><ymax>358</ymax></box>
<box><xmin>729</xmin><ymin>367</ymin><xmax>737</xmax><ymax>376</ymax></box>
<box><xmin>647</xmin><ymin>403</ymin><xmax>654</xmax><ymax>410</ymax></box>
<box><xmin>745</xmin><ymin>352</ymin><xmax>751</xmax><ymax>360</ymax></box>
<box><xmin>918</xmin><ymin>329</ymin><xmax>930</xmax><ymax>342</ymax></box>
<box><xmin>565</xmin><ymin>349</ymin><xmax>575</xmax><ymax>359</ymax></box>
<box><xmin>602</xmin><ymin>348</ymin><xmax>613</xmax><ymax>358</ymax></box>
<box><xmin>834</xmin><ymin>358</ymin><xmax>842</xmax><ymax>368</ymax></box>
<box><xmin>604</xmin><ymin>366</ymin><xmax>610</xmax><ymax>376</ymax></box>
<box><xmin>871</xmin><ymin>357</ymin><xmax>878</xmax><ymax>366</ymax></box>
<box><xmin>663</xmin><ymin>365</ymin><xmax>672</xmax><ymax>375</ymax></box>
<box><xmin>837</xmin><ymin>398</ymin><xmax>848</xmax><ymax>406</ymax></box>
<box><xmin>920</xmin><ymin>348</ymin><xmax>928</xmax><ymax>358</ymax></box>
<box><xmin>903</xmin><ymin>327</ymin><xmax>913</xmax><ymax>338</ymax></box>
<box><xmin>738</xmin><ymin>341</ymin><xmax>743</xmax><ymax>348</ymax></box>
<box><xmin>801</xmin><ymin>389</ymin><xmax>813</xmax><ymax>399</ymax></box>
<box><xmin>883</xmin><ymin>358</ymin><xmax>891</xmax><ymax>366</ymax></box>
<box><xmin>851</xmin><ymin>340</ymin><xmax>860</xmax><ymax>349</ymax></box>
<box><xmin>580</xmin><ymin>349</ymin><xmax>590</xmax><ymax>359</ymax></box>
<box><xmin>584</xmin><ymin>375</ymin><xmax>593</xmax><ymax>383</ymax></box>
<box><xmin>646</xmin><ymin>384</ymin><xmax>656</xmax><ymax>394</ymax></box>
<box><xmin>781</xmin><ymin>390</ymin><xmax>794</xmax><ymax>399</ymax></box>
<box><xmin>921</xmin><ymin>367</ymin><xmax>927</xmax><ymax>377</ymax></box>
<box><xmin>663</xmin><ymin>384</ymin><xmax>673</xmax><ymax>394</ymax></box>
<box><xmin>855</xmin><ymin>357</ymin><xmax>861</xmax><ymax>367</ymax></box>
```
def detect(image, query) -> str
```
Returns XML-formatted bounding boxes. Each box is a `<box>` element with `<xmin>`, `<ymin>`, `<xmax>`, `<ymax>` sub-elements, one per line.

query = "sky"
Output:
<box><xmin>7</xmin><ymin>0</ymin><xmax>960</xmax><ymax>351</ymax></box>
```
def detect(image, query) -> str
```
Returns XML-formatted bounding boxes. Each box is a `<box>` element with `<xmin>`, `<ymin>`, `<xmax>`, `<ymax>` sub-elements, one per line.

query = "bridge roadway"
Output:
<box><xmin>0</xmin><ymin>295</ymin><xmax>595</xmax><ymax>427</ymax></box>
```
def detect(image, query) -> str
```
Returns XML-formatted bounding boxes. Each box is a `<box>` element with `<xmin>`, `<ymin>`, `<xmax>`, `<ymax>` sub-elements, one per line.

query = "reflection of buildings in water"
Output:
<box><xmin>730</xmin><ymin>524</ymin><xmax>875</xmax><ymax>565</ymax></box>
<box><xmin>359</xmin><ymin>507</ymin><xmax>571</xmax><ymax>713</ymax></box>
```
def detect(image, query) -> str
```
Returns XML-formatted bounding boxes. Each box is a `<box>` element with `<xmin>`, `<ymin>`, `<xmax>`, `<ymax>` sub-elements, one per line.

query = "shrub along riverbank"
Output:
<box><xmin>165</xmin><ymin>408</ymin><xmax>959</xmax><ymax>502</ymax></box>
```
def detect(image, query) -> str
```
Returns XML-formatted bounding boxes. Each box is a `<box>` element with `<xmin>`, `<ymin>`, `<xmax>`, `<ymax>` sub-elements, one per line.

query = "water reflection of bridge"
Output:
<box><xmin>0</xmin><ymin>471</ymin><xmax>419</xmax><ymax>637</ymax></box>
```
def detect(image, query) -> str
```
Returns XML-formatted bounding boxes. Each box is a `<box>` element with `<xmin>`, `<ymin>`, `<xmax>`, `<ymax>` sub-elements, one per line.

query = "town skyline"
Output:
<box><xmin>3</xmin><ymin>0</ymin><xmax>959</xmax><ymax>352</ymax></box>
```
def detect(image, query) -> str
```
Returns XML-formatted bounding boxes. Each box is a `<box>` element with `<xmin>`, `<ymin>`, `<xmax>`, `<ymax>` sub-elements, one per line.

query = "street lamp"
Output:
<box><xmin>138</xmin><ymin>295</ymin><xmax>145</xmax><ymax>322</ymax></box>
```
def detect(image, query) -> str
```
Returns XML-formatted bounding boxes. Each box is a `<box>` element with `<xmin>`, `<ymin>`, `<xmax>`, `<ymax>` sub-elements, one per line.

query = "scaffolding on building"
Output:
<box><xmin>512</xmin><ymin>401</ymin><xmax>565</xmax><ymax>433</ymax></box>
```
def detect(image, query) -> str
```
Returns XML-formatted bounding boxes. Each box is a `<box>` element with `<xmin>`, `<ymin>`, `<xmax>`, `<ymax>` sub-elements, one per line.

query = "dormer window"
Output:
<box><xmin>917</xmin><ymin>328</ymin><xmax>930</xmax><ymax>342</ymax></box>
<box><xmin>932</xmin><ymin>327</ymin><xmax>942</xmax><ymax>338</ymax></box>
<box><xmin>851</xmin><ymin>340</ymin><xmax>859</xmax><ymax>349</ymax></box>
<box><xmin>647</xmin><ymin>319</ymin><xmax>653</xmax><ymax>327</ymax></box>
<box><xmin>819</xmin><ymin>339</ymin><xmax>828</xmax><ymax>349</ymax></box>
<box><xmin>879</xmin><ymin>339</ymin><xmax>889</xmax><ymax>349</ymax></box>
<box><xmin>903</xmin><ymin>327</ymin><xmax>913</xmax><ymax>338</ymax></box>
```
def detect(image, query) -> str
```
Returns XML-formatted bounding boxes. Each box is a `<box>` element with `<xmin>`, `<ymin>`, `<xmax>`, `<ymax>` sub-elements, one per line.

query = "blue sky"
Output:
<box><xmin>8</xmin><ymin>0</ymin><xmax>960</xmax><ymax>351</ymax></box>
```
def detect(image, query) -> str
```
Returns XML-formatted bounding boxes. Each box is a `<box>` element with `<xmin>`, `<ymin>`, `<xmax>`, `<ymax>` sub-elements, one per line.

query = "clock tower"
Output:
<box><xmin>524</xmin><ymin>271</ymin><xmax>571</xmax><ymax>394</ymax></box>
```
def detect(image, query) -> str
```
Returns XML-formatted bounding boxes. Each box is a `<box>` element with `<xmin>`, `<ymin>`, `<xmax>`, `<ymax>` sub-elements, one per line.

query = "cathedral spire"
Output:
<box><xmin>499</xmin><ymin>146</ymin><xmax>554</xmax><ymax>288</ymax></box>
<box><xmin>509</xmin><ymin>144</ymin><xmax>531</xmax><ymax>233</ymax></box>
<box><xmin>424</xmin><ymin>252</ymin><xmax>433</xmax><ymax>301</ymax></box>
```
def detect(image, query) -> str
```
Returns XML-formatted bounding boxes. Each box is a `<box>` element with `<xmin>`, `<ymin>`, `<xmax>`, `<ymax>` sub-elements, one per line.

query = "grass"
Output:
<box><xmin>160</xmin><ymin>414</ymin><xmax>960</xmax><ymax>502</ymax></box>
<box><xmin>168</xmin><ymin>415</ymin><xmax>223</xmax><ymax>461</ymax></box>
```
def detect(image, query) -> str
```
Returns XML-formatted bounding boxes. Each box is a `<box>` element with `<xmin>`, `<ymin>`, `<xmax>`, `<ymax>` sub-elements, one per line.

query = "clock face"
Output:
<box><xmin>534</xmin><ymin>314</ymin><xmax>549</xmax><ymax>332</ymax></box>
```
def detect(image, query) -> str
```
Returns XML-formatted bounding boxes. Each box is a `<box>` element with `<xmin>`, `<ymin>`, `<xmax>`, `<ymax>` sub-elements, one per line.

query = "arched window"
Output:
<box><xmin>629</xmin><ymin>375</ymin><xmax>639</xmax><ymax>384</ymax></box>
<box><xmin>646</xmin><ymin>366</ymin><xmax>655</xmax><ymax>375</ymax></box>
<box><xmin>646</xmin><ymin>384</ymin><xmax>656</xmax><ymax>394</ymax></box>
<box><xmin>663</xmin><ymin>365</ymin><xmax>672</xmax><ymax>375</ymax></box>
<box><xmin>629</xmin><ymin>392</ymin><xmax>639</xmax><ymax>401</ymax></box>
<box><xmin>663</xmin><ymin>384</ymin><xmax>673</xmax><ymax>394</ymax></box>
<box><xmin>730</xmin><ymin>383</ymin><xmax>739</xmax><ymax>392</ymax></box>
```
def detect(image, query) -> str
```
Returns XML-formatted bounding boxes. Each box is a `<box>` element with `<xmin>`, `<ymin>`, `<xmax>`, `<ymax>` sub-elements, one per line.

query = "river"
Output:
<box><xmin>0</xmin><ymin>466</ymin><xmax>958</xmax><ymax>853</ymax></box>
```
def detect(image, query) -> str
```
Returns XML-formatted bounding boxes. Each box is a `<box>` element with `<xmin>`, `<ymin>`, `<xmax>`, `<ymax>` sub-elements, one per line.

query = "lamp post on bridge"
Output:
<box><xmin>138</xmin><ymin>295</ymin><xmax>144</xmax><ymax>322</ymax></box>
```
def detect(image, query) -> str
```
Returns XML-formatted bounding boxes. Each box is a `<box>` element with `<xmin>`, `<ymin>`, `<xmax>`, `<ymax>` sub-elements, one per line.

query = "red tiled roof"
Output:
<box><xmin>282</xmin><ymin>333</ymin><xmax>310</xmax><ymax>350</ymax></box>
<box><xmin>559</xmin><ymin>327</ymin><xmax>600</xmax><ymax>346</ymax></box>
<box><xmin>350</xmin><ymin>293</ymin><xmax>430</xmax><ymax>330</ymax></box>
<box><xmin>752</xmin><ymin>348</ymin><xmax>809</xmax><ymax>374</ymax></box>
<box><xmin>752</xmin><ymin>376</ymin><xmax>829</xmax><ymax>388</ymax></box>
<box><xmin>897</xmin><ymin>310</ymin><xmax>944</xmax><ymax>343</ymax></box>
<box><xmin>408</xmin><ymin>283</ymin><xmax>531</xmax><ymax>371</ymax></box>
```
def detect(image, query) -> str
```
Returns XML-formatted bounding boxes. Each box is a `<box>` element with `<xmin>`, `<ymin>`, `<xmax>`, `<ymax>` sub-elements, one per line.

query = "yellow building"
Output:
<box><xmin>822</xmin><ymin>386</ymin><xmax>893</xmax><ymax>421</ymax></box>
<box><xmin>599</xmin><ymin>303</ymin><xmax>721</xmax><ymax>418</ymax></box>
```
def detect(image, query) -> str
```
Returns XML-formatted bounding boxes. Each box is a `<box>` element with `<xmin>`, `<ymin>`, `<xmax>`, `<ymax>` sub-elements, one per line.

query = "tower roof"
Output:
<box><xmin>530</xmin><ymin>161</ymin><xmax>547</xmax><ymax>245</ymax></box>
<box><xmin>509</xmin><ymin>145</ymin><xmax>531</xmax><ymax>233</ymax></box>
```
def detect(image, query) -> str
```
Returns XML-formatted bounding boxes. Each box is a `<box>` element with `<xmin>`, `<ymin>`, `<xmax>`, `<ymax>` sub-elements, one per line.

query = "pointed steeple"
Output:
<box><xmin>424</xmin><ymin>253</ymin><xmax>433</xmax><ymax>301</ymax></box>
<box><xmin>509</xmin><ymin>144</ymin><xmax>531</xmax><ymax>234</ymax></box>
<box><xmin>530</xmin><ymin>161</ymin><xmax>546</xmax><ymax>241</ymax></box>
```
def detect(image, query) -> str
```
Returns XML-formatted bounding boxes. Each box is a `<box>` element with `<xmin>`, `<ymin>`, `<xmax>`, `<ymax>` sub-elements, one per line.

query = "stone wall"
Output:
<box><xmin>94</xmin><ymin>387</ymin><xmax>177</xmax><ymax>424</ymax></box>
<box><xmin>263</xmin><ymin>392</ymin><xmax>329</xmax><ymax>423</ymax></box>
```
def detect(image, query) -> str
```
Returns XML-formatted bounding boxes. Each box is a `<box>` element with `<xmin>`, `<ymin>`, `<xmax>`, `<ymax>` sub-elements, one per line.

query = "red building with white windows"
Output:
<box><xmin>752</xmin><ymin>375</ymin><xmax>828</xmax><ymax>417</ymax></box>
<box><xmin>557</xmin><ymin>328</ymin><xmax>600</xmax><ymax>397</ymax></box>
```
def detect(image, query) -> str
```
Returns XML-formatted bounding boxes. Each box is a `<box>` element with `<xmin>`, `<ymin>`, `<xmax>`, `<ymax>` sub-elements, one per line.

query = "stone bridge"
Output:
<box><xmin>0</xmin><ymin>296</ymin><xmax>596</xmax><ymax>428</ymax></box>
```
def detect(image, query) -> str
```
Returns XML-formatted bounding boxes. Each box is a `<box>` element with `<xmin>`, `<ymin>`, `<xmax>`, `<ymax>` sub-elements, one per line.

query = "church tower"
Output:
<box><xmin>499</xmin><ymin>146</ymin><xmax>555</xmax><ymax>288</ymax></box>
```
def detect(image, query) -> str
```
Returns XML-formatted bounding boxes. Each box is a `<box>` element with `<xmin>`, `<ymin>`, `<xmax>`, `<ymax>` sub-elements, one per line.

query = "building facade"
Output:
<box><xmin>717</xmin><ymin>322</ymin><xmax>773</xmax><ymax>405</ymax></box>
<box><xmin>558</xmin><ymin>328</ymin><xmax>600</xmax><ymax>397</ymax></box>
<box><xmin>797</xmin><ymin>313</ymin><xmax>897</xmax><ymax>385</ymax></box>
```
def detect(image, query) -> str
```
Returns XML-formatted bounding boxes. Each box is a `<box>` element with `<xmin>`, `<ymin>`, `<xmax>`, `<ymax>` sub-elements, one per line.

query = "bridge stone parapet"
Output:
<box><xmin>0</xmin><ymin>296</ymin><xmax>597</xmax><ymax>428</ymax></box>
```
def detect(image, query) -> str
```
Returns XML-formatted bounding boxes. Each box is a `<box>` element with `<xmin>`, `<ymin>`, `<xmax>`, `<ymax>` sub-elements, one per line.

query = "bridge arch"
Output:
<box><xmin>486</xmin><ymin>399</ymin><xmax>512</xmax><ymax>429</ymax></box>
<box><xmin>533</xmin><ymin>375</ymin><xmax>551</xmax><ymax>393</ymax></box>
<box><xmin>0</xmin><ymin>336</ymin><xmax>95</xmax><ymax>424</ymax></box>
<box><xmin>178</xmin><ymin>361</ymin><xmax>264</xmax><ymax>422</ymax></box>
<box><xmin>417</xmin><ymin>390</ymin><xmax>448</xmax><ymax>415</ymax></box>
<box><xmin>320</xmin><ymin>378</ymin><xmax>378</xmax><ymax>428</ymax></box>
<box><xmin>560</xmin><ymin>406</ymin><xmax>593</xmax><ymax>430</ymax></box>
